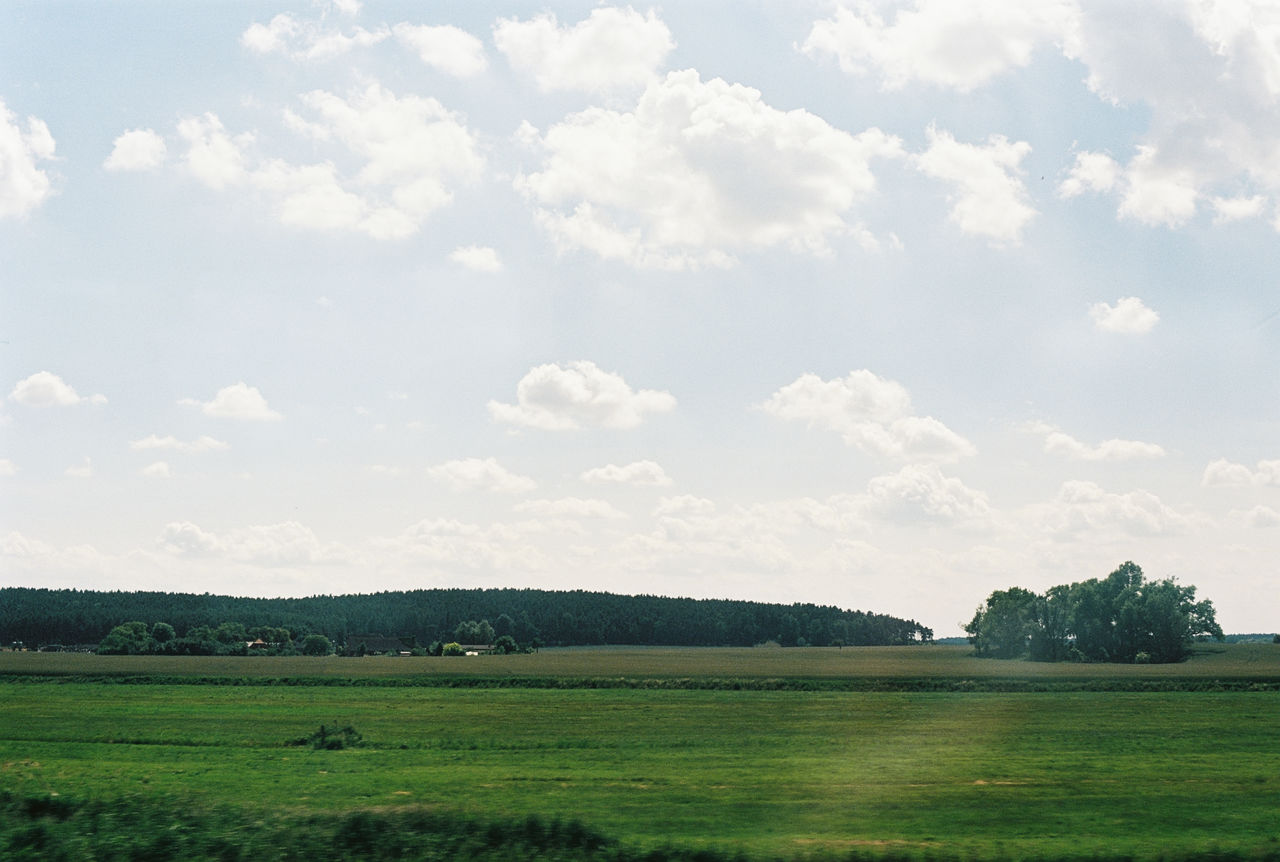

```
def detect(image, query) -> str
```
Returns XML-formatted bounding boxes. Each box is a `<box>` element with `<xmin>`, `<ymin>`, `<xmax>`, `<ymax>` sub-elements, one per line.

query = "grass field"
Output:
<box><xmin>2</xmin><ymin>645</ymin><xmax>1278</xmax><ymax>860</ymax></box>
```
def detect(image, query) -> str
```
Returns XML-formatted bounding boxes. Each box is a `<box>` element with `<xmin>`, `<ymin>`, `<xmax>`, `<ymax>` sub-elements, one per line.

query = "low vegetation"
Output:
<box><xmin>1</xmin><ymin>645</ymin><xmax>1277</xmax><ymax>860</ymax></box>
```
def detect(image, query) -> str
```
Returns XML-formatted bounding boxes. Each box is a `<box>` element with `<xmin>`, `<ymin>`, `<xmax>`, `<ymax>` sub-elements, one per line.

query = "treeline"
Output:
<box><xmin>964</xmin><ymin>561</ymin><xmax>1223</xmax><ymax>663</ymax></box>
<box><xmin>0</xmin><ymin>587</ymin><xmax>933</xmax><ymax>650</ymax></box>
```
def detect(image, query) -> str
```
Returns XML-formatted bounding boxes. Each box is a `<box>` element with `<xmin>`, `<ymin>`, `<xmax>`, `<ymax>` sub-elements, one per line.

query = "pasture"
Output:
<box><xmin>1</xmin><ymin>645</ymin><xmax>1278</xmax><ymax>860</ymax></box>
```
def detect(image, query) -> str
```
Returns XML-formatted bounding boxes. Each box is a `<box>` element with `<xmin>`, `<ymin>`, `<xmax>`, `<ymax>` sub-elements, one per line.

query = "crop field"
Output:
<box><xmin>1</xmin><ymin>645</ymin><xmax>1278</xmax><ymax>861</ymax></box>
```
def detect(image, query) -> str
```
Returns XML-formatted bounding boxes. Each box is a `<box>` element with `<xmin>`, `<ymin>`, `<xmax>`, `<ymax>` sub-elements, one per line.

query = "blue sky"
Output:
<box><xmin>3</xmin><ymin>1</ymin><xmax>1279</xmax><ymax>635</ymax></box>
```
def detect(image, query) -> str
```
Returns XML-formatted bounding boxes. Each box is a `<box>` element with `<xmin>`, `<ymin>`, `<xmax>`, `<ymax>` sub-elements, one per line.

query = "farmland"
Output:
<box><xmin>2</xmin><ymin>645</ymin><xmax>1279</xmax><ymax>860</ymax></box>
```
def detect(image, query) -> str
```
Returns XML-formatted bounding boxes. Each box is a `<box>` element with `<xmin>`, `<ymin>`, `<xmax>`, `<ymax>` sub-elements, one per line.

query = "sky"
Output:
<box><xmin>3</xmin><ymin>0</ymin><xmax>1279</xmax><ymax>637</ymax></box>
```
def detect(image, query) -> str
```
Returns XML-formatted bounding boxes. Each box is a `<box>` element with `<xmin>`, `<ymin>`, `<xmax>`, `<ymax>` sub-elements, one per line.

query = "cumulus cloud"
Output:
<box><xmin>130</xmin><ymin>434</ymin><xmax>229</xmax><ymax>454</ymax></box>
<box><xmin>103</xmin><ymin>128</ymin><xmax>167</xmax><ymax>172</ymax></box>
<box><xmin>489</xmin><ymin>361</ymin><xmax>675</xmax><ymax>430</ymax></box>
<box><xmin>158</xmin><ymin>520</ymin><xmax>347</xmax><ymax>566</ymax></box>
<box><xmin>514</xmin><ymin>497</ymin><xmax>627</xmax><ymax>519</ymax></box>
<box><xmin>760</xmin><ymin>370</ymin><xmax>975</xmax><ymax>462</ymax></box>
<box><xmin>802</xmin><ymin>0</ymin><xmax>1078</xmax><ymax>92</ymax></box>
<box><xmin>9</xmin><ymin>372</ymin><xmax>106</xmax><ymax>407</ymax></box>
<box><xmin>1059</xmin><ymin>3</ymin><xmax>1280</xmax><ymax>228</ymax></box>
<box><xmin>516</xmin><ymin>69</ymin><xmax>904</xmax><ymax>269</ymax></box>
<box><xmin>1211</xmin><ymin>195</ymin><xmax>1266</xmax><ymax>224</ymax></box>
<box><xmin>1202</xmin><ymin>457</ymin><xmax>1280</xmax><ymax>487</ymax></box>
<box><xmin>1089</xmin><ymin>296</ymin><xmax>1159</xmax><ymax>334</ymax></box>
<box><xmin>0</xmin><ymin>459</ymin><xmax>15</xmax><ymax>477</ymax></box>
<box><xmin>914</xmin><ymin>126</ymin><xmax>1036</xmax><ymax>244</ymax></box>
<box><xmin>449</xmin><ymin>245</ymin><xmax>503</xmax><ymax>272</ymax></box>
<box><xmin>1025</xmin><ymin>422</ymin><xmax>1165</xmax><ymax>461</ymax></box>
<box><xmin>393</xmin><ymin>23</ymin><xmax>487</xmax><ymax>76</ymax></box>
<box><xmin>241</xmin><ymin>12</ymin><xmax>388</xmax><ymax>61</ymax></box>
<box><xmin>865</xmin><ymin>463</ymin><xmax>992</xmax><ymax>523</ymax></box>
<box><xmin>1041</xmin><ymin>480</ymin><xmax>1188</xmax><ymax>538</ymax></box>
<box><xmin>494</xmin><ymin>6</ymin><xmax>674</xmax><ymax>93</ymax></box>
<box><xmin>1058</xmin><ymin>150</ymin><xmax>1120</xmax><ymax>198</ymax></box>
<box><xmin>1233</xmin><ymin>504</ymin><xmax>1280</xmax><ymax>528</ymax></box>
<box><xmin>169</xmin><ymin>84</ymin><xmax>481</xmax><ymax>239</ymax></box>
<box><xmin>427</xmin><ymin>457</ymin><xmax>537</xmax><ymax>494</ymax></box>
<box><xmin>141</xmin><ymin>461</ymin><xmax>172</xmax><ymax>478</ymax></box>
<box><xmin>0</xmin><ymin>98</ymin><xmax>56</xmax><ymax>219</ymax></box>
<box><xmin>179</xmin><ymin>383</ymin><xmax>282</xmax><ymax>421</ymax></box>
<box><xmin>581</xmin><ymin>459</ymin><xmax>672</xmax><ymax>486</ymax></box>
<box><xmin>177</xmin><ymin>113</ymin><xmax>251</xmax><ymax>190</ymax></box>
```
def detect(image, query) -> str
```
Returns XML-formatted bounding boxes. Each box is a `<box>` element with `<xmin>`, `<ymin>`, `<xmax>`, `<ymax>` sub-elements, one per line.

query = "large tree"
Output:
<box><xmin>965</xmin><ymin>562</ymin><xmax>1223</xmax><ymax>663</ymax></box>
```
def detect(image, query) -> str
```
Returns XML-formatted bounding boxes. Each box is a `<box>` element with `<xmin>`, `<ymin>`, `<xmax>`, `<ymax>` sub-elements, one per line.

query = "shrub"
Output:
<box><xmin>287</xmin><ymin>723</ymin><xmax>363</xmax><ymax>750</ymax></box>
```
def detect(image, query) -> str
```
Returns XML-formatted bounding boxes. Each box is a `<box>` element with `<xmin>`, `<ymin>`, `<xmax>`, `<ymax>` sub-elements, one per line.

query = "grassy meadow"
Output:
<box><xmin>1</xmin><ymin>645</ymin><xmax>1278</xmax><ymax>860</ymax></box>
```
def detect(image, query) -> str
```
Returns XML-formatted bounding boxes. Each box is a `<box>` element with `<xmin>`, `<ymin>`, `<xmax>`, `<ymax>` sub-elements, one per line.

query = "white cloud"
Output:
<box><xmin>1211</xmin><ymin>194</ymin><xmax>1265</xmax><ymax>224</ymax></box>
<box><xmin>653</xmin><ymin>495</ymin><xmax>716</xmax><ymax>518</ymax></box>
<box><xmin>802</xmin><ymin>0</ymin><xmax>1078</xmax><ymax>92</ymax></box>
<box><xmin>865</xmin><ymin>463</ymin><xmax>992</xmax><ymax>523</ymax></box>
<box><xmin>427</xmin><ymin>457</ymin><xmax>536</xmax><ymax>494</ymax></box>
<box><xmin>0</xmin><ymin>98</ymin><xmax>56</xmax><ymax>219</ymax></box>
<box><xmin>914</xmin><ymin>126</ymin><xmax>1036</xmax><ymax>244</ymax></box>
<box><xmin>0</xmin><ymin>459</ymin><xmax>15</xmax><ymax>477</ymax></box>
<box><xmin>158</xmin><ymin>520</ymin><xmax>348</xmax><ymax>566</ymax></box>
<box><xmin>64</xmin><ymin>457</ymin><xmax>93</xmax><ymax>479</ymax></box>
<box><xmin>514</xmin><ymin>497</ymin><xmax>627</xmax><ymax>519</ymax></box>
<box><xmin>1116</xmin><ymin>145</ymin><xmax>1199</xmax><ymax>227</ymax></box>
<box><xmin>1041</xmin><ymin>480</ymin><xmax>1189</xmax><ymax>538</ymax></box>
<box><xmin>1058</xmin><ymin>150</ymin><xmax>1120</xmax><ymax>198</ymax></box>
<box><xmin>449</xmin><ymin>245</ymin><xmax>503</xmax><ymax>272</ymax></box>
<box><xmin>581</xmin><ymin>459</ymin><xmax>672</xmax><ymax>486</ymax></box>
<box><xmin>1025</xmin><ymin>422</ymin><xmax>1165</xmax><ymax>461</ymax></box>
<box><xmin>141</xmin><ymin>461</ymin><xmax>172</xmax><ymax>478</ymax></box>
<box><xmin>241</xmin><ymin>12</ymin><xmax>388</xmax><ymax>61</ymax></box>
<box><xmin>177</xmin><ymin>113</ymin><xmax>250</xmax><ymax>190</ymax></box>
<box><xmin>9</xmin><ymin>371</ymin><xmax>105</xmax><ymax>407</ymax></box>
<box><xmin>1089</xmin><ymin>296</ymin><xmax>1159</xmax><ymax>334</ymax></box>
<box><xmin>1203</xmin><ymin>457</ymin><xmax>1280</xmax><ymax>486</ymax></box>
<box><xmin>516</xmin><ymin>69</ymin><xmax>904</xmax><ymax>269</ymax></box>
<box><xmin>1233</xmin><ymin>505</ymin><xmax>1280</xmax><ymax>528</ymax></box>
<box><xmin>278</xmin><ymin>83</ymin><xmax>483</xmax><ymax>238</ymax></box>
<box><xmin>760</xmin><ymin>370</ymin><xmax>975</xmax><ymax>463</ymax></box>
<box><xmin>493</xmin><ymin>6</ymin><xmax>674</xmax><ymax>94</ymax></box>
<box><xmin>180</xmin><ymin>383</ymin><xmax>282</xmax><ymax>421</ymax></box>
<box><xmin>130</xmin><ymin>434</ymin><xmax>229</xmax><ymax>454</ymax></box>
<box><xmin>489</xmin><ymin>361</ymin><xmax>676</xmax><ymax>430</ymax></box>
<box><xmin>103</xmin><ymin>128</ymin><xmax>167</xmax><ymax>172</ymax></box>
<box><xmin>393</xmin><ymin>23</ymin><xmax>487</xmax><ymax>77</ymax></box>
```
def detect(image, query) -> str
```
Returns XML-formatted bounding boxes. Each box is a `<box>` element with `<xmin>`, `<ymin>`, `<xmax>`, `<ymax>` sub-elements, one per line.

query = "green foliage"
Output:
<box><xmin>287</xmin><ymin>722</ymin><xmax>363</xmax><ymax>750</ymax></box>
<box><xmin>442</xmin><ymin>642</ymin><xmax>465</xmax><ymax>656</ymax></box>
<box><xmin>455</xmin><ymin>619</ymin><xmax>496</xmax><ymax>644</ymax></box>
<box><xmin>2</xmin><ymin>680</ymin><xmax>1280</xmax><ymax>860</ymax></box>
<box><xmin>95</xmin><ymin>621</ymin><xmax>152</xmax><ymax>655</ymax></box>
<box><xmin>301</xmin><ymin>634</ymin><xmax>332</xmax><ymax>656</ymax></box>
<box><xmin>966</xmin><ymin>562</ymin><xmax>1224</xmax><ymax>663</ymax></box>
<box><xmin>492</xmin><ymin>634</ymin><xmax>520</xmax><ymax>654</ymax></box>
<box><xmin>0</xmin><ymin>586</ymin><xmax>932</xmax><ymax>651</ymax></box>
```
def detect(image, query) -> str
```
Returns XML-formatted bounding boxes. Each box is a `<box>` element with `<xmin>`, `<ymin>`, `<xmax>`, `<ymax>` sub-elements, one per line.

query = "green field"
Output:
<box><xmin>2</xmin><ymin>645</ymin><xmax>1278</xmax><ymax>860</ymax></box>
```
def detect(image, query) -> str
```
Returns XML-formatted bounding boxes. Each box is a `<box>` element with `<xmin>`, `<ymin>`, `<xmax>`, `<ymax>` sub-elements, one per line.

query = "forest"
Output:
<box><xmin>0</xmin><ymin>586</ymin><xmax>933</xmax><ymax>652</ymax></box>
<box><xmin>963</xmin><ymin>561</ymin><xmax>1223</xmax><ymax>663</ymax></box>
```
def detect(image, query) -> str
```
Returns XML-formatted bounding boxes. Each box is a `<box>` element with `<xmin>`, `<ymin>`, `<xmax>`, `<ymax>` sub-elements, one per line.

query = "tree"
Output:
<box><xmin>97</xmin><ymin>621</ymin><xmax>152</xmax><ymax>655</ymax></box>
<box><xmin>301</xmin><ymin>634</ymin><xmax>332</xmax><ymax>656</ymax></box>
<box><xmin>966</xmin><ymin>562</ymin><xmax>1223</xmax><ymax>664</ymax></box>
<box><xmin>964</xmin><ymin>587</ymin><xmax>1040</xmax><ymax>659</ymax></box>
<box><xmin>150</xmin><ymin>622</ymin><xmax>176</xmax><ymax>645</ymax></box>
<box><xmin>492</xmin><ymin>634</ymin><xmax>519</xmax><ymax>654</ymax></box>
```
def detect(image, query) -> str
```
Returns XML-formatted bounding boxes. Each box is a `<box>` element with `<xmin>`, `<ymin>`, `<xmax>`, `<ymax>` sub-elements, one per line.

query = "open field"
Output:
<box><xmin>4</xmin><ymin>642</ymin><xmax>1280</xmax><ymax>684</ymax></box>
<box><xmin>2</xmin><ymin>646</ymin><xmax>1279</xmax><ymax>860</ymax></box>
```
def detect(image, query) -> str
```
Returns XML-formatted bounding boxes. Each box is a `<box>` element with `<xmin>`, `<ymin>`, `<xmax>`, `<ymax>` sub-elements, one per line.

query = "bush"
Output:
<box><xmin>287</xmin><ymin>723</ymin><xmax>363</xmax><ymax>750</ymax></box>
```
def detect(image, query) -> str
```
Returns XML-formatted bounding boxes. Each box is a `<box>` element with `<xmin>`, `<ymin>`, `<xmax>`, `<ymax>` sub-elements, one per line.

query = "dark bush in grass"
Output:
<box><xmin>286</xmin><ymin>722</ymin><xmax>363</xmax><ymax>750</ymax></box>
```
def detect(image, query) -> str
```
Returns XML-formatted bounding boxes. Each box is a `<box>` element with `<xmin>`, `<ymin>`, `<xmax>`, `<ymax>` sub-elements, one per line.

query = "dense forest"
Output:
<box><xmin>0</xmin><ymin>587</ymin><xmax>933</xmax><ymax>651</ymax></box>
<box><xmin>963</xmin><ymin>561</ymin><xmax>1223</xmax><ymax>663</ymax></box>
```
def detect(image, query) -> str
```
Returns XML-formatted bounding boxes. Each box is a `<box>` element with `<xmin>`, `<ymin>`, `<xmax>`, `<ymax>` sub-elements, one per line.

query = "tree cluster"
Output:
<box><xmin>963</xmin><ymin>562</ymin><xmax>1223</xmax><ymax>663</ymax></box>
<box><xmin>1</xmin><ymin>587</ymin><xmax>933</xmax><ymax>651</ymax></box>
<box><xmin>94</xmin><ymin>620</ymin><xmax>330</xmax><ymax>656</ymax></box>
